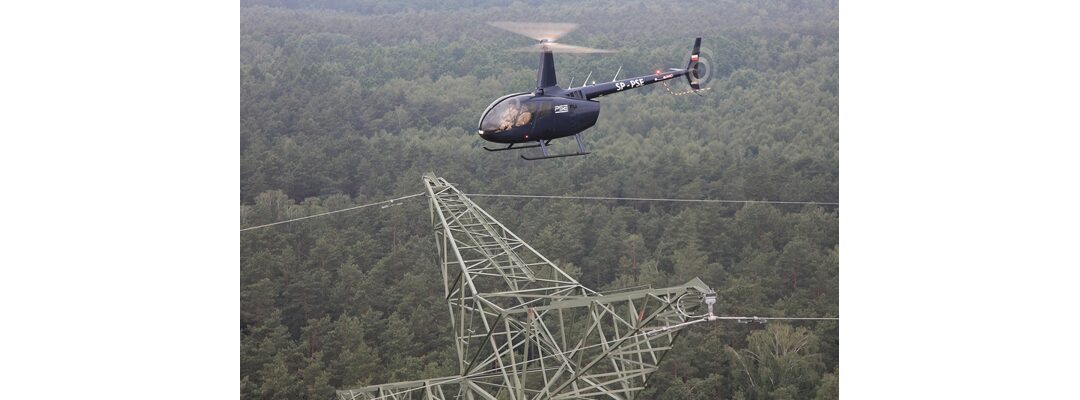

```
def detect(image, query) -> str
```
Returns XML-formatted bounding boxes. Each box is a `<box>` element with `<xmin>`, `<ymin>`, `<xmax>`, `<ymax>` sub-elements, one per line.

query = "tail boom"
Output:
<box><xmin>579</xmin><ymin>37</ymin><xmax>703</xmax><ymax>99</ymax></box>
<box><xmin>580</xmin><ymin>69</ymin><xmax>687</xmax><ymax>99</ymax></box>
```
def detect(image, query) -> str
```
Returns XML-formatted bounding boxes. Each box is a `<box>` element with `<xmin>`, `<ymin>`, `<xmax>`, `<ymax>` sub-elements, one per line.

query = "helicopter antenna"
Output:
<box><xmin>567</xmin><ymin>75</ymin><xmax>574</xmax><ymax>88</ymax></box>
<box><xmin>611</xmin><ymin>66</ymin><xmax>622</xmax><ymax>82</ymax></box>
<box><xmin>582</xmin><ymin>71</ymin><xmax>592</xmax><ymax>88</ymax></box>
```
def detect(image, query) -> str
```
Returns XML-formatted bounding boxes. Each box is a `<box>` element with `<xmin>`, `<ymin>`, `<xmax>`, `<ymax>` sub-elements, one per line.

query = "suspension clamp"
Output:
<box><xmin>704</xmin><ymin>293</ymin><xmax>717</xmax><ymax>321</ymax></box>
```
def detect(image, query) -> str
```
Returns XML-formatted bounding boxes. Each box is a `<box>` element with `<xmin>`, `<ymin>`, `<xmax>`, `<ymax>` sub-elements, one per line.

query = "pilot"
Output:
<box><xmin>497</xmin><ymin>104</ymin><xmax>516</xmax><ymax>131</ymax></box>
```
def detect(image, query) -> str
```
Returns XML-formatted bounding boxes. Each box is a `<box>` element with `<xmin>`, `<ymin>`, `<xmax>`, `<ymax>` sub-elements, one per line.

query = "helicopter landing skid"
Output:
<box><xmin>520</xmin><ymin>134</ymin><xmax>589</xmax><ymax>161</ymax></box>
<box><xmin>521</xmin><ymin>152</ymin><xmax>590</xmax><ymax>161</ymax></box>
<box><xmin>483</xmin><ymin>142</ymin><xmax>544</xmax><ymax>152</ymax></box>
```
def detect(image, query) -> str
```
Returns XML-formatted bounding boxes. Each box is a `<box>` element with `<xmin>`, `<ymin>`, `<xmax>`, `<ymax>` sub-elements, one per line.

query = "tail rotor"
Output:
<box><xmin>666</xmin><ymin>37</ymin><xmax>713</xmax><ymax>96</ymax></box>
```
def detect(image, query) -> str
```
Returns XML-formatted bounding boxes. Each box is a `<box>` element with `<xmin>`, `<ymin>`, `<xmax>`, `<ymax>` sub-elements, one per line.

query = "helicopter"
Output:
<box><xmin>478</xmin><ymin>22</ymin><xmax>708</xmax><ymax>160</ymax></box>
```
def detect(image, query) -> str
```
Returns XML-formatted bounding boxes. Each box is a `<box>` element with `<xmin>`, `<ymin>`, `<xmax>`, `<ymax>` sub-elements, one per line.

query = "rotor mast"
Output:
<box><xmin>537</xmin><ymin>44</ymin><xmax>557</xmax><ymax>92</ymax></box>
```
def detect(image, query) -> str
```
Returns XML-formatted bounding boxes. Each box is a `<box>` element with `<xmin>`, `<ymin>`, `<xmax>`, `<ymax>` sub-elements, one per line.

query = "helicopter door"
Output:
<box><xmin>527</xmin><ymin>100</ymin><xmax>553</xmax><ymax>135</ymax></box>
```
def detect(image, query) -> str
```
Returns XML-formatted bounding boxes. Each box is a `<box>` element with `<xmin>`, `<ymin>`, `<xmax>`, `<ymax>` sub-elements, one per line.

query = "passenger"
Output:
<box><xmin>515</xmin><ymin>110</ymin><xmax>531</xmax><ymax>126</ymax></box>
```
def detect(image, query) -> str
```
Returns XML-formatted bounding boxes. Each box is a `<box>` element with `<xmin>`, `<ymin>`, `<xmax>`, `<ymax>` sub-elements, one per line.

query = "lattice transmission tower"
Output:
<box><xmin>337</xmin><ymin>174</ymin><xmax>718</xmax><ymax>400</ymax></box>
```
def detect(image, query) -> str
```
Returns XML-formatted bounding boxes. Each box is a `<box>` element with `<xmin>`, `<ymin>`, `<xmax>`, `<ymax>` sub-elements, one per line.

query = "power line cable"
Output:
<box><xmin>466</xmin><ymin>193</ymin><xmax>838</xmax><ymax>206</ymax></box>
<box><xmin>239</xmin><ymin>193</ymin><xmax>424</xmax><ymax>232</ymax></box>
<box><xmin>711</xmin><ymin>316</ymin><xmax>840</xmax><ymax>322</ymax></box>
<box><xmin>646</xmin><ymin>316</ymin><xmax>839</xmax><ymax>336</ymax></box>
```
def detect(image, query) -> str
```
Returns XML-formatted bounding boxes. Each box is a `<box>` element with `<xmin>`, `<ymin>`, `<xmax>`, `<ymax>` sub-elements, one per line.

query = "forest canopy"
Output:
<box><xmin>241</xmin><ymin>0</ymin><xmax>838</xmax><ymax>399</ymax></box>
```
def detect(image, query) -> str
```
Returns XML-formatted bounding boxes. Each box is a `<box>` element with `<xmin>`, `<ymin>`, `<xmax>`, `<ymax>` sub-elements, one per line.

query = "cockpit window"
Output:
<box><xmin>479</xmin><ymin>94</ymin><xmax>533</xmax><ymax>134</ymax></box>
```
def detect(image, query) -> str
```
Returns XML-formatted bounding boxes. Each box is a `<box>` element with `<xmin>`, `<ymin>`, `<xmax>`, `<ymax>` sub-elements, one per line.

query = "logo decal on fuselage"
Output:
<box><xmin>554</xmin><ymin>104</ymin><xmax>569</xmax><ymax>114</ymax></box>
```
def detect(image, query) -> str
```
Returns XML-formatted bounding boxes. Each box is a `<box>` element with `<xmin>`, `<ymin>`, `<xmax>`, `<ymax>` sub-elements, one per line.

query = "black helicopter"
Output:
<box><xmin>478</xmin><ymin>22</ymin><xmax>707</xmax><ymax>160</ymax></box>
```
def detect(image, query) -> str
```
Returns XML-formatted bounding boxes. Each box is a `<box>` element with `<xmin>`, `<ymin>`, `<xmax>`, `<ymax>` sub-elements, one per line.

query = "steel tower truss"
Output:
<box><xmin>338</xmin><ymin>174</ymin><xmax>715</xmax><ymax>400</ymax></box>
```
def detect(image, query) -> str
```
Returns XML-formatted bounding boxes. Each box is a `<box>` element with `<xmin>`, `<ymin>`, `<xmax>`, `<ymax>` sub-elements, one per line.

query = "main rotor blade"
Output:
<box><xmin>489</xmin><ymin>21</ymin><xmax>578</xmax><ymax>42</ymax></box>
<box><xmin>511</xmin><ymin>42</ymin><xmax>615</xmax><ymax>54</ymax></box>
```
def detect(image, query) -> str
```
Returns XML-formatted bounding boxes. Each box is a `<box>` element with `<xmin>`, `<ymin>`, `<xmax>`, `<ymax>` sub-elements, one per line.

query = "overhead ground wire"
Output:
<box><xmin>239</xmin><ymin>193</ymin><xmax>425</xmax><ymax>232</ymax></box>
<box><xmin>240</xmin><ymin>192</ymin><xmax>838</xmax><ymax>232</ymax></box>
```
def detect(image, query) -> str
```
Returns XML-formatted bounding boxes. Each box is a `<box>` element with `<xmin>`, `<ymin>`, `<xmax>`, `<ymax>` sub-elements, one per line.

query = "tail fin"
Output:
<box><xmin>685</xmin><ymin>37</ymin><xmax>702</xmax><ymax>90</ymax></box>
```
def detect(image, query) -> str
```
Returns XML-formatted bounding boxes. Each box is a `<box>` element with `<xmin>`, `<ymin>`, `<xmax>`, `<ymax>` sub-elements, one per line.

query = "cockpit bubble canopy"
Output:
<box><xmin>478</xmin><ymin>93</ymin><xmax>534</xmax><ymax>135</ymax></box>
